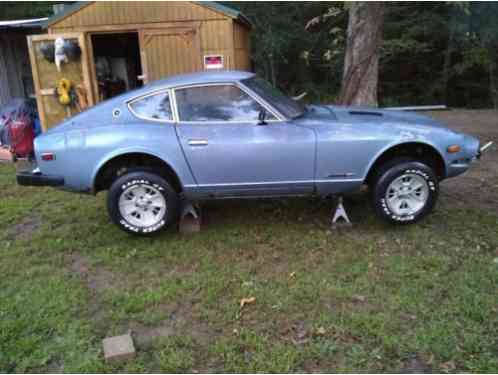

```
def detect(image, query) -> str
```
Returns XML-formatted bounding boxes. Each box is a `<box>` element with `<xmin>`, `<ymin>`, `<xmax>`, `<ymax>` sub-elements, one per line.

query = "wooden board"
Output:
<box><xmin>139</xmin><ymin>26</ymin><xmax>202</xmax><ymax>83</ymax></box>
<box><xmin>27</xmin><ymin>33</ymin><xmax>94</xmax><ymax>131</ymax></box>
<box><xmin>233</xmin><ymin>21</ymin><xmax>251</xmax><ymax>71</ymax></box>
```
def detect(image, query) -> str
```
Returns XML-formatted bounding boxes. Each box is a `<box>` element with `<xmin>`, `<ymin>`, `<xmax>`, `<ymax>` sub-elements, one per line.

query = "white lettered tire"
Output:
<box><xmin>107</xmin><ymin>171</ymin><xmax>180</xmax><ymax>235</ymax></box>
<box><xmin>371</xmin><ymin>159</ymin><xmax>439</xmax><ymax>224</ymax></box>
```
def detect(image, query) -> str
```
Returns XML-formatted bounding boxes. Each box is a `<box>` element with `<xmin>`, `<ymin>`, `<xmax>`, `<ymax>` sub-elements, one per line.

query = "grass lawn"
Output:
<box><xmin>1</xmin><ymin>161</ymin><xmax>498</xmax><ymax>373</ymax></box>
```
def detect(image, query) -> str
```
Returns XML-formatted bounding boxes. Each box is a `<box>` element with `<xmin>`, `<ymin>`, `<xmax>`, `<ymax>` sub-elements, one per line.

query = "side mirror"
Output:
<box><xmin>258</xmin><ymin>109</ymin><xmax>267</xmax><ymax>125</ymax></box>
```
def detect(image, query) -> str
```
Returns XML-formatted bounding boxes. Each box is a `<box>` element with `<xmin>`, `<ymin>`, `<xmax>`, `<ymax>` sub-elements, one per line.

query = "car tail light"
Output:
<box><xmin>41</xmin><ymin>152</ymin><xmax>55</xmax><ymax>161</ymax></box>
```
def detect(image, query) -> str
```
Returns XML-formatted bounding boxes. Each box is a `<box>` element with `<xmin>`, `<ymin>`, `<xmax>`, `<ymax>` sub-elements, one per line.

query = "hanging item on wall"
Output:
<box><xmin>63</xmin><ymin>40</ymin><xmax>81</xmax><ymax>62</ymax></box>
<box><xmin>56</xmin><ymin>78</ymin><xmax>74</xmax><ymax>106</ymax></box>
<box><xmin>54</xmin><ymin>37</ymin><xmax>68</xmax><ymax>72</ymax></box>
<box><xmin>39</xmin><ymin>39</ymin><xmax>81</xmax><ymax>68</ymax></box>
<box><xmin>204</xmin><ymin>55</ymin><xmax>224</xmax><ymax>70</ymax></box>
<box><xmin>40</xmin><ymin>42</ymin><xmax>55</xmax><ymax>63</ymax></box>
<box><xmin>54</xmin><ymin>79</ymin><xmax>88</xmax><ymax>114</ymax></box>
<box><xmin>75</xmin><ymin>85</ymin><xmax>88</xmax><ymax>111</ymax></box>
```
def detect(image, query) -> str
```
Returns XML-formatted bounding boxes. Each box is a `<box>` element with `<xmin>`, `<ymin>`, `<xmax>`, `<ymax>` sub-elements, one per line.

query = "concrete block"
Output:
<box><xmin>102</xmin><ymin>333</ymin><xmax>136</xmax><ymax>363</ymax></box>
<box><xmin>0</xmin><ymin>147</ymin><xmax>13</xmax><ymax>163</ymax></box>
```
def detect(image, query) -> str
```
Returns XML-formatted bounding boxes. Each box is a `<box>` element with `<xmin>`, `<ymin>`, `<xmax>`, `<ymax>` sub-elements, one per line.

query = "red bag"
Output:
<box><xmin>8</xmin><ymin>116</ymin><xmax>34</xmax><ymax>158</ymax></box>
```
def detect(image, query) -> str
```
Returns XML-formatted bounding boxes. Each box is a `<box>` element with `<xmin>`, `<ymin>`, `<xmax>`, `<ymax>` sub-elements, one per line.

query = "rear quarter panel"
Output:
<box><xmin>36</xmin><ymin>106</ymin><xmax>195</xmax><ymax>192</ymax></box>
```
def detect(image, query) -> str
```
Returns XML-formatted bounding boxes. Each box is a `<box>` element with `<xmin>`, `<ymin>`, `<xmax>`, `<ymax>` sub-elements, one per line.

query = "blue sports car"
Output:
<box><xmin>17</xmin><ymin>71</ymin><xmax>491</xmax><ymax>235</ymax></box>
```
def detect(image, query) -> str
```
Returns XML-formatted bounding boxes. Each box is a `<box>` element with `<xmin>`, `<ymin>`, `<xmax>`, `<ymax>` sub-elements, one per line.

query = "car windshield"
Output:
<box><xmin>242</xmin><ymin>77</ymin><xmax>304</xmax><ymax>119</ymax></box>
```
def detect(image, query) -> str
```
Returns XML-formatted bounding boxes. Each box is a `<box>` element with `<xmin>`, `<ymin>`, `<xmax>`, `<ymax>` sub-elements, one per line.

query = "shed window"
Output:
<box><xmin>175</xmin><ymin>85</ymin><xmax>275</xmax><ymax>122</ymax></box>
<box><xmin>129</xmin><ymin>92</ymin><xmax>173</xmax><ymax>121</ymax></box>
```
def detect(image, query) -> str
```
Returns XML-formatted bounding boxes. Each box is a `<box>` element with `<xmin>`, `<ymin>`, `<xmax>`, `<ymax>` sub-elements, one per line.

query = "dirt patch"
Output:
<box><xmin>65</xmin><ymin>253</ymin><xmax>121</xmax><ymax>332</ymax></box>
<box><xmin>65</xmin><ymin>253</ymin><xmax>215</xmax><ymax>347</ymax></box>
<box><xmin>429</xmin><ymin>110</ymin><xmax>498</xmax><ymax>213</ymax></box>
<box><xmin>130</xmin><ymin>300</ymin><xmax>219</xmax><ymax>349</ymax></box>
<box><xmin>67</xmin><ymin>253</ymin><xmax>118</xmax><ymax>292</ymax></box>
<box><xmin>7</xmin><ymin>216</ymin><xmax>41</xmax><ymax>241</ymax></box>
<box><xmin>399</xmin><ymin>354</ymin><xmax>433</xmax><ymax>373</ymax></box>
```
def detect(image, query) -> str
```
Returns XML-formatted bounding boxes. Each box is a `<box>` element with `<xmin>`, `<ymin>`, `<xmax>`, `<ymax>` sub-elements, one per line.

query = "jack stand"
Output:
<box><xmin>179</xmin><ymin>199</ymin><xmax>201</xmax><ymax>234</ymax></box>
<box><xmin>331</xmin><ymin>196</ymin><xmax>352</xmax><ymax>230</ymax></box>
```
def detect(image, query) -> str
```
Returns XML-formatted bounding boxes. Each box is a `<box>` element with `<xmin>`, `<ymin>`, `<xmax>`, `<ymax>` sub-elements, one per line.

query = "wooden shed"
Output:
<box><xmin>28</xmin><ymin>1</ymin><xmax>252</xmax><ymax>131</ymax></box>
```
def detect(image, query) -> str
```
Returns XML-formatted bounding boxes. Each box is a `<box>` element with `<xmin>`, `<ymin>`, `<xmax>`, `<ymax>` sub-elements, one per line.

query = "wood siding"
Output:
<box><xmin>137</xmin><ymin>18</ymin><xmax>237</xmax><ymax>82</ymax></box>
<box><xmin>200</xmin><ymin>19</ymin><xmax>233</xmax><ymax>69</ymax></box>
<box><xmin>233</xmin><ymin>21</ymin><xmax>251</xmax><ymax>71</ymax></box>
<box><xmin>140</xmin><ymin>26</ymin><xmax>203</xmax><ymax>81</ymax></box>
<box><xmin>47</xmin><ymin>1</ymin><xmax>251</xmax><ymax>77</ymax></box>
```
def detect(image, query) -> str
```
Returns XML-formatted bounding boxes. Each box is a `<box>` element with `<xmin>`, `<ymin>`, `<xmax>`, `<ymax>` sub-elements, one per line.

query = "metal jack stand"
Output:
<box><xmin>331</xmin><ymin>196</ymin><xmax>352</xmax><ymax>230</ymax></box>
<box><xmin>179</xmin><ymin>199</ymin><xmax>201</xmax><ymax>234</ymax></box>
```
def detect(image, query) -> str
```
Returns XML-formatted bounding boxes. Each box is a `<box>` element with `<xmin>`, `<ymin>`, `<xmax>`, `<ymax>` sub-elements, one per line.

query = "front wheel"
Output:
<box><xmin>107</xmin><ymin>171</ymin><xmax>180</xmax><ymax>235</ymax></box>
<box><xmin>371</xmin><ymin>160</ymin><xmax>439</xmax><ymax>224</ymax></box>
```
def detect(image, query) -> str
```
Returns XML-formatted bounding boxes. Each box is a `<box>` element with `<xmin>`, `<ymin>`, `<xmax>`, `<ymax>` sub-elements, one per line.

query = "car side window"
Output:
<box><xmin>129</xmin><ymin>91</ymin><xmax>173</xmax><ymax>121</ymax></box>
<box><xmin>175</xmin><ymin>85</ymin><xmax>276</xmax><ymax>122</ymax></box>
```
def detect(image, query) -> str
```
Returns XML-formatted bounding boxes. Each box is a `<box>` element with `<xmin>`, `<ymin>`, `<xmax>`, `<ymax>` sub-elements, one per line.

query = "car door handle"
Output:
<box><xmin>188</xmin><ymin>139</ymin><xmax>208</xmax><ymax>146</ymax></box>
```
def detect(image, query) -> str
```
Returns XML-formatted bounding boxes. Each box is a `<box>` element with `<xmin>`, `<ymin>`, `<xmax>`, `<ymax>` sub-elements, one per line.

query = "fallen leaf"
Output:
<box><xmin>240</xmin><ymin>297</ymin><xmax>256</xmax><ymax>308</ymax></box>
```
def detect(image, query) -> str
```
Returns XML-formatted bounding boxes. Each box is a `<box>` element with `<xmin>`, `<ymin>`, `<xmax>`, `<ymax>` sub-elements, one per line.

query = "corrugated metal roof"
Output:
<box><xmin>43</xmin><ymin>1</ymin><xmax>252</xmax><ymax>28</ymax></box>
<box><xmin>0</xmin><ymin>17</ymin><xmax>47</xmax><ymax>29</ymax></box>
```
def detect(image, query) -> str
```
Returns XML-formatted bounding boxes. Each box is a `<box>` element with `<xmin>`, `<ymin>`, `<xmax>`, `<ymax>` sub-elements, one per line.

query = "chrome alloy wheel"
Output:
<box><xmin>118</xmin><ymin>184</ymin><xmax>167</xmax><ymax>228</ymax></box>
<box><xmin>385</xmin><ymin>173</ymin><xmax>429</xmax><ymax>216</ymax></box>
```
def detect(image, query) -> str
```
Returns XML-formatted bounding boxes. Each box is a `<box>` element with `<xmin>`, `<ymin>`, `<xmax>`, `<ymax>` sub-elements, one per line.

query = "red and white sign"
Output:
<box><xmin>204</xmin><ymin>55</ymin><xmax>224</xmax><ymax>70</ymax></box>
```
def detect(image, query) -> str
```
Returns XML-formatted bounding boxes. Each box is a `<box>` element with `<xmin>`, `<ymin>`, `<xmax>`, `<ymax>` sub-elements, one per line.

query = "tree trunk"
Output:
<box><xmin>442</xmin><ymin>24</ymin><xmax>455</xmax><ymax>105</ymax></box>
<box><xmin>269</xmin><ymin>52</ymin><xmax>276</xmax><ymax>87</ymax></box>
<box><xmin>338</xmin><ymin>2</ymin><xmax>384</xmax><ymax>106</ymax></box>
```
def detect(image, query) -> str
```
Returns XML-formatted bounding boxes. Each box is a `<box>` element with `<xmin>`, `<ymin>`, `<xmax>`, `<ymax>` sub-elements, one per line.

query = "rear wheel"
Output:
<box><xmin>371</xmin><ymin>159</ymin><xmax>439</xmax><ymax>224</ymax></box>
<box><xmin>107</xmin><ymin>170</ymin><xmax>180</xmax><ymax>235</ymax></box>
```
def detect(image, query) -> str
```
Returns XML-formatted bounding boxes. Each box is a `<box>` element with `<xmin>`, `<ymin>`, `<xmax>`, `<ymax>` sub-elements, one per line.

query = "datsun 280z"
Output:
<box><xmin>17</xmin><ymin>71</ymin><xmax>492</xmax><ymax>235</ymax></box>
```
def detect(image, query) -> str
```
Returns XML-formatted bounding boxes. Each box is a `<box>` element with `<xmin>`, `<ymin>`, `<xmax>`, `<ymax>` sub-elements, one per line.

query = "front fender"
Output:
<box><xmin>363</xmin><ymin>139</ymin><xmax>447</xmax><ymax>181</ymax></box>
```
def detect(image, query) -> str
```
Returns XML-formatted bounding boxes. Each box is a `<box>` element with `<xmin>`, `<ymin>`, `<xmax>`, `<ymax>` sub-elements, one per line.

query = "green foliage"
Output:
<box><xmin>226</xmin><ymin>2</ymin><xmax>497</xmax><ymax>108</ymax></box>
<box><xmin>0</xmin><ymin>2</ymin><xmax>54</xmax><ymax>20</ymax></box>
<box><xmin>225</xmin><ymin>2</ymin><xmax>345</xmax><ymax>100</ymax></box>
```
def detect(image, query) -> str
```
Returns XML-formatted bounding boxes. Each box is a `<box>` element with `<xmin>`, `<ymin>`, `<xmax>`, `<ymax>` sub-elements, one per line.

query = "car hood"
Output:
<box><xmin>300</xmin><ymin>104</ymin><xmax>452</xmax><ymax>133</ymax></box>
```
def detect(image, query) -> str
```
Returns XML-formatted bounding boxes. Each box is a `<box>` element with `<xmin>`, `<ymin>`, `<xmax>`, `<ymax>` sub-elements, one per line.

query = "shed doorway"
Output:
<box><xmin>90</xmin><ymin>32</ymin><xmax>143</xmax><ymax>101</ymax></box>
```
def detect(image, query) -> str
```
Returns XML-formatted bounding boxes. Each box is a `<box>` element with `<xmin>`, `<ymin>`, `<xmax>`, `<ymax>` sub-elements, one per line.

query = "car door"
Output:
<box><xmin>173</xmin><ymin>83</ymin><xmax>316</xmax><ymax>197</ymax></box>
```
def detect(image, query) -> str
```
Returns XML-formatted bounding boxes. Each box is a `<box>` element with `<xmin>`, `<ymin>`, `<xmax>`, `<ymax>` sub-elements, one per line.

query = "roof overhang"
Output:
<box><xmin>0</xmin><ymin>17</ymin><xmax>47</xmax><ymax>30</ymax></box>
<box><xmin>42</xmin><ymin>1</ymin><xmax>252</xmax><ymax>29</ymax></box>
